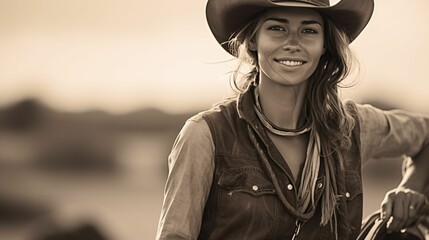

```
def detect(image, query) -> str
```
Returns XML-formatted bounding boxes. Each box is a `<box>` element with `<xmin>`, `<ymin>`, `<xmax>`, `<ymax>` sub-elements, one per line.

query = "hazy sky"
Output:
<box><xmin>0</xmin><ymin>0</ymin><xmax>428</xmax><ymax>114</ymax></box>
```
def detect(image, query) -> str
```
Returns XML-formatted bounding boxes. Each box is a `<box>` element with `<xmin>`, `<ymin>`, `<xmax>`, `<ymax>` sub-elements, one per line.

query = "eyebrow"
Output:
<box><xmin>264</xmin><ymin>17</ymin><xmax>322</xmax><ymax>26</ymax></box>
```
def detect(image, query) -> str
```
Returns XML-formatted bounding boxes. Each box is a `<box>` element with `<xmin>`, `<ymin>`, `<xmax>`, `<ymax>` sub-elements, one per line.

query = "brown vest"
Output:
<box><xmin>198</xmin><ymin>89</ymin><xmax>363</xmax><ymax>240</ymax></box>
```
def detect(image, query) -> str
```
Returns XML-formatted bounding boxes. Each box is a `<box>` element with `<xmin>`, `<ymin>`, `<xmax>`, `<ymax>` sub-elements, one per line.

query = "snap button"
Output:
<box><xmin>317</xmin><ymin>183</ymin><xmax>323</xmax><ymax>188</ymax></box>
<box><xmin>287</xmin><ymin>184</ymin><xmax>293</xmax><ymax>190</ymax></box>
<box><xmin>346</xmin><ymin>192</ymin><xmax>351</xmax><ymax>198</ymax></box>
<box><xmin>252</xmin><ymin>185</ymin><xmax>259</xmax><ymax>191</ymax></box>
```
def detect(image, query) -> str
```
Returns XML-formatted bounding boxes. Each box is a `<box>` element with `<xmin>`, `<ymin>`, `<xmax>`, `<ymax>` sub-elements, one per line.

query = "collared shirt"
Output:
<box><xmin>156</xmin><ymin>99</ymin><xmax>429</xmax><ymax>239</ymax></box>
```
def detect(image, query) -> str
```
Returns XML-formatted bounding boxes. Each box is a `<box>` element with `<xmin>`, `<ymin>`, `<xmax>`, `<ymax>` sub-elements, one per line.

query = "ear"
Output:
<box><xmin>248</xmin><ymin>39</ymin><xmax>257</xmax><ymax>52</ymax></box>
<box><xmin>322</xmin><ymin>47</ymin><xmax>326</xmax><ymax>55</ymax></box>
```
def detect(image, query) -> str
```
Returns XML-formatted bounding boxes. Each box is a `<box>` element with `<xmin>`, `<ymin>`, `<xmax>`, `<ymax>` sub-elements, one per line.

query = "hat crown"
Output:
<box><xmin>270</xmin><ymin>0</ymin><xmax>329</xmax><ymax>7</ymax></box>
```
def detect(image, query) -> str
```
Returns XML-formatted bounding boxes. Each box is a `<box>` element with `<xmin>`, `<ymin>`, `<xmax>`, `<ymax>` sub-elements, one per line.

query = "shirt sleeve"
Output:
<box><xmin>156</xmin><ymin>115</ymin><xmax>215</xmax><ymax>240</ymax></box>
<box><xmin>357</xmin><ymin>103</ymin><xmax>429</xmax><ymax>165</ymax></box>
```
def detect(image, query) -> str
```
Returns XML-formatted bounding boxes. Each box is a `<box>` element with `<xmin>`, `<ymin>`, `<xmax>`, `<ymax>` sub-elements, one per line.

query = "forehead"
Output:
<box><xmin>261</xmin><ymin>7</ymin><xmax>324</xmax><ymax>24</ymax></box>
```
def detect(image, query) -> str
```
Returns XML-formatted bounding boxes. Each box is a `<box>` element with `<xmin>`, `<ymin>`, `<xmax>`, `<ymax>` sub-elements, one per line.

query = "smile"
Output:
<box><xmin>276</xmin><ymin>60</ymin><xmax>306</xmax><ymax>67</ymax></box>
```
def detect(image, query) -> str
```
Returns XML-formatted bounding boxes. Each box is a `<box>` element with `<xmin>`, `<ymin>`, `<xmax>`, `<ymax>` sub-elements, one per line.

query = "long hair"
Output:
<box><xmin>228</xmin><ymin>15</ymin><xmax>264</xmax><ymax>91</ymax></box>
<box><xmin>228</xmin><ymin>12</ymin><xmax>357</xmax><ymax>228</ymax></box>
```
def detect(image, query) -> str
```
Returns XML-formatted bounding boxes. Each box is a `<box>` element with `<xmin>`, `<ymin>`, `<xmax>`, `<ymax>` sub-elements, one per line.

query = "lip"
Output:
<box><xmin>274</xmin><ymin>58</ymin><xmax>307</xmax><ymax>67</ymax></box>
<box><xmin>275</xmin><ymin>57</ymin><xmax>307</xmax><ymax>62</ymax></box>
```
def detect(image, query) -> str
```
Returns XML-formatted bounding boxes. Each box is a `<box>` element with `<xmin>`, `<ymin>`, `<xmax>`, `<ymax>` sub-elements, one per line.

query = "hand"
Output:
<box><xmin>380</xmin><ymin>187</ymin><xmax>427</xmax><ymax>233</ymax></box>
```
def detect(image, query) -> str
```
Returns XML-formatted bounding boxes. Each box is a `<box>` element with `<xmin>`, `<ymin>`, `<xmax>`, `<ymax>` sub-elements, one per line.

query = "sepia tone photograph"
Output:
<box><xmin>0</xmin><ymin>0</ymin><xmax>428</xmax><ymax>239</ymax></box>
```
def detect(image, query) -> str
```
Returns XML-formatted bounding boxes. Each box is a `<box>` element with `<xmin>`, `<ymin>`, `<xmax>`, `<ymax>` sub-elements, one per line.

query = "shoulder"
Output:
<box><xmin>343</xmin><ymin>99</ymin><xmax>377</xmax><ymax>118</ymax></box>
<box><xmin>192</xmin><ymin>97</ymin><xmax>239</xmax><ymax>127</ymax></box>
<box><xmin>180</xmin><ymin>113</ymin><xmax>212</xmax><ymax>141</ymax></box>
<box><xmin>342</xmin><ymin>100</ymin><xmax>386</xmax><ymax>129</ymax></box>
<box><xmin>169</xmin><ymin>113</ymin><xmax>215</xmax><ymax>166</ymax></box>
<box><xmin>175</xmin><ymin>98</ymin><xmax>238</xmax><ymax>143</ymax></box>
<box><xmin>178</xmin><ymin>99</ymin><xmax>238</xmax><ymax>145</ymax></box>
<box><xmin>201</xmin><ymin>97</ymin><xmax>238</xmax><ymax>118</ymax></box>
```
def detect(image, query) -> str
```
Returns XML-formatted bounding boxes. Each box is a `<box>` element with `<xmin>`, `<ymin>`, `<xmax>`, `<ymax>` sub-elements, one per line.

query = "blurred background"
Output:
<box><xmin>0</xmin><ymin>0</ymin><xmax>428</xmax><ymax>239</ymax></box>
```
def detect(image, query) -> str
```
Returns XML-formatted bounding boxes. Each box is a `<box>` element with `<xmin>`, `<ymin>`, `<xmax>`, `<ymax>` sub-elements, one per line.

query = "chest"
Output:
<box><xmin>267</xmin><ymin>132</ymin><xmax>309</xmax><ymax>181</ymax></box>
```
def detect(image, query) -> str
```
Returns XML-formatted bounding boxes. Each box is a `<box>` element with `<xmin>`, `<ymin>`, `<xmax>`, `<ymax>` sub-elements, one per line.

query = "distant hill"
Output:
<box><xmin>0</xmin><ymin>99</ymin><xmax>197</xmax><ymax>133</ymax></box>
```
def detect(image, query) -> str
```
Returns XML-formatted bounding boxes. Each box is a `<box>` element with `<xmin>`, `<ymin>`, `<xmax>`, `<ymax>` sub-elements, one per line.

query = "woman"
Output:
<box><xmin>156</xmin><ymin>0</ymin><xmax>429</xmax><ymax>239</ymax></box>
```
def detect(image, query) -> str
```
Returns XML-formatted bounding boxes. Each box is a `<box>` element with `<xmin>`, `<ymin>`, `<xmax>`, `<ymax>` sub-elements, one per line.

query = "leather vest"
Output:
<box><xmin>198</xmin><ymin>87</ymin><xmax>363</xmax><ymax>240</ymax></box>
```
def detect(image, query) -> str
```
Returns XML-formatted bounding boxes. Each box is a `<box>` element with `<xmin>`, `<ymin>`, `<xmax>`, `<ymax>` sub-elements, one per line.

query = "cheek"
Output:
<box><xmin>307</xmin><ymin>45</ymin><xmax>325</xmax><ymax>73</ymax></box>
<box><xmin>254</xmin><ymin>33</ymin><xmax>280</xmax><ymax>59</ymax></box>
<box><xmin>306</xmin><ymin>36</ymin><xmax>325</xmax><ymax>57</ymax></box>
<box><xmin>313</xmin><ymin>39</ymin><xmax>325</xmax><ymax>54</ymax></box>
<box><xmin>256</xmin><ymin>52</ymin><xmax>271</xmax><ymax>72</ymax></box>
<box><xmin>255</xmin><ymin>41</ymin><xmax>273</xmax><ymax>58</ymax></box>
<box><xmin>309</xmin><ymin>44</ymin><xmax>325</xmax><ymax>62</ymax></box>
<box><xmin>256</xmin><ymin>45</ymin><xmax>274</xmax><ymax>66</ymax></box>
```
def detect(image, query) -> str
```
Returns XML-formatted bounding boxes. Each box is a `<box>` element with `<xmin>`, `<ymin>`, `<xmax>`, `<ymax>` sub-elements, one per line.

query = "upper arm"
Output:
<box><xmin>358</xmin><ymin>104</ymin><xmax>429</xmax><ymax>164</ymax></box>
<box><xmin>156</xmin><ymin>116</ymin><xmax>215</xmax><ymax>240</ymax></box>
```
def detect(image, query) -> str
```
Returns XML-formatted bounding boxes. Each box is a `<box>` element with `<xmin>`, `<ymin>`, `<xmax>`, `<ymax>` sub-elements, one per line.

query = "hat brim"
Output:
<box><xmin>206</xmin><ymin>0</ymin><xmax>374</xmax><ymax>55</ymax></box>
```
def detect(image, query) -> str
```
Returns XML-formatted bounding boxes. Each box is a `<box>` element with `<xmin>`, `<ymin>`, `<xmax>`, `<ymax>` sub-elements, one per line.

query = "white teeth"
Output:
<box><xmin>278</xmin><ymin>60</ymin><xmax>304</xmax><ymax>66</ymax></box>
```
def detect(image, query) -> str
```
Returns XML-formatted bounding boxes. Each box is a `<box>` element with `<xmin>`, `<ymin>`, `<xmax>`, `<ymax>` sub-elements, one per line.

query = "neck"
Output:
<box><xmin>257</xmin><ymin>81</ymin><xmax>308</xmax><ymax>129</ymax></box>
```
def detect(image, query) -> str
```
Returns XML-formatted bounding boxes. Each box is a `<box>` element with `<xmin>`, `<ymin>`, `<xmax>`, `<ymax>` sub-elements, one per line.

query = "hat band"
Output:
<box><xmin>269</xmin><ymin>0</ymin><xmax>330</xmax><ymax>7</ymax></box>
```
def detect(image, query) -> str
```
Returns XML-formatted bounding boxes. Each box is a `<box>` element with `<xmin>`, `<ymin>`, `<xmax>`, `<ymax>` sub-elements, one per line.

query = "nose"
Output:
<box><xmin>282</xmin><ymin>32</ymin><xmax>301</xmax><ymax>53</ymax></box>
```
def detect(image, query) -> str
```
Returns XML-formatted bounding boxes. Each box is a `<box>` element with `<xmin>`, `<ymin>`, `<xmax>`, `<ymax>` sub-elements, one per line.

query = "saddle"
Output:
<box><xmin>357</xmin><ymin>207</ymin><xmax>429</xmax><ymax>240</ymax></box>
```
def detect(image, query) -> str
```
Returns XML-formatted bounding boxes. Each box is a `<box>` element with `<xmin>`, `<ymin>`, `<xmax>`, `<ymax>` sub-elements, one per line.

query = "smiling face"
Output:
<box><xmin>252</xmin><ymin>7</ymin><xmax>325</xmax><ymax>88</ymax></box>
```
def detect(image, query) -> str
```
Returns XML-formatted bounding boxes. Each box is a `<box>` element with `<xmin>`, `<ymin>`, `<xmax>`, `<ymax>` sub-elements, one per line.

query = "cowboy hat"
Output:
<box><xmin>206</xmin><ymin>0</ymin><xmax>374</xmax><ymax>55</ymax></box>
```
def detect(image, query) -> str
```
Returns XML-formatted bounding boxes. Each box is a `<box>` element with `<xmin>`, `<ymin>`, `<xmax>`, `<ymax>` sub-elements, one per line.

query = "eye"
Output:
<box><xmin>268</xmin><ymin>25</ymin><xmax>286</xmax><ymax>32</ymax></box>
<box><xmin>301</xmin><ymin>28</ymin><xmax>318</xmax><ymax>34</ymax></box>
